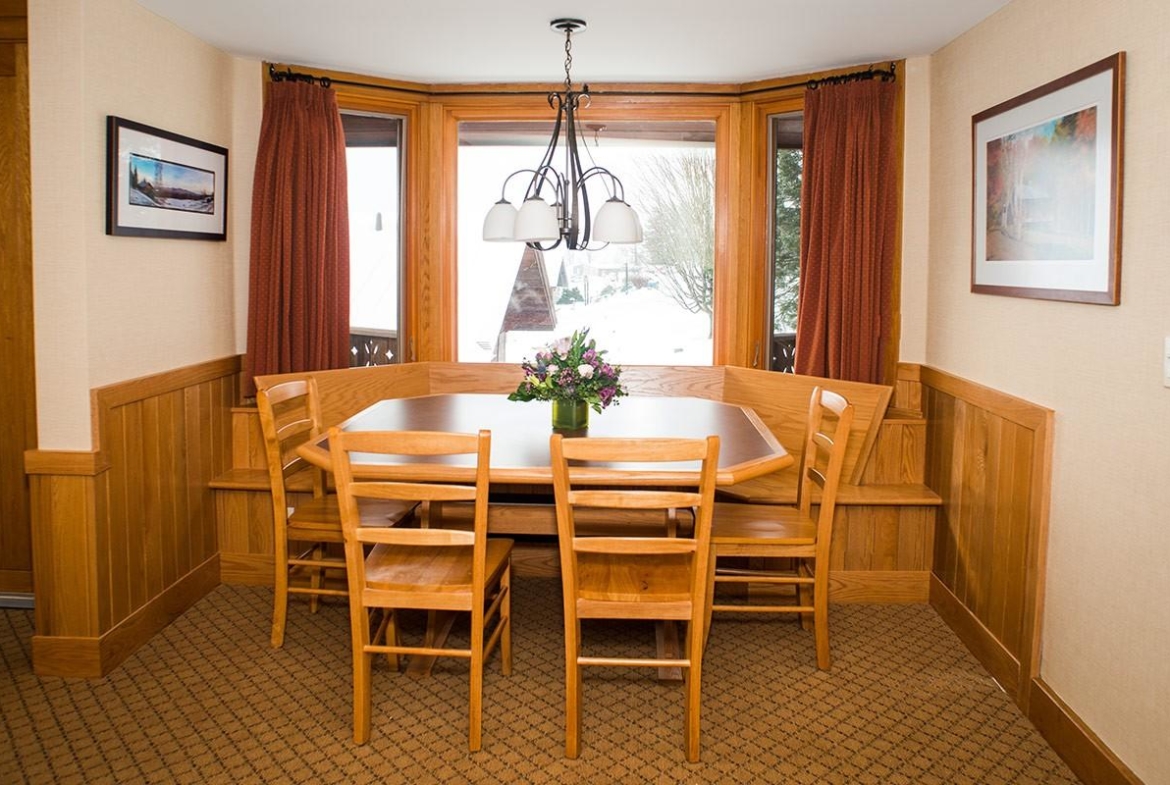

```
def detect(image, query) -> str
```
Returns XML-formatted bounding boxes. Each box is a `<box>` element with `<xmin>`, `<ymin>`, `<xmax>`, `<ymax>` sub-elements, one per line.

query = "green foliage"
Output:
<box><xmin>557</xmin><ymin>287</ymin><xmax>584</xmax><ymax>305</ymax></box>
<box><xmin>773</xmin><ymin>148</ymin><xmax>802</xmax><ymax>333</ymax></box>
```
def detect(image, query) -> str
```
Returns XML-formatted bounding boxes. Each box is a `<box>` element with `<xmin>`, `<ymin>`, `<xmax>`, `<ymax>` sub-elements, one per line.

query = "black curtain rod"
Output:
<box><xmin>267</xmin><ymin>62</ymin><xmax>897</xmax><ymax>98</ymax></box>
<box><xmin>802</xmin><ymin>62</ymin><xmax>897</xmax><ymax>91</ymax></box>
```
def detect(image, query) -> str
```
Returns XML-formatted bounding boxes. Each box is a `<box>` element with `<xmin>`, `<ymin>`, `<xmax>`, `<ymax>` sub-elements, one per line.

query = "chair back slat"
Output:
<box><xmin>349</xmin><ymin>482</ymin><xmax>478</xmax><ymax>504</ymax></box>
<box><xmin>794</xmin><ymin>387</ymin><xmax>855</xmax><ymax>541</ymax></box>
<box><xmin>568</xmin><ymin>489</ymin><xmax>702</xmax><ymax>511</ymax></box>
<box><xmin>572</xmin><ymin>536</ymin><xmax>697</xmax><ymax>555</ymax></box>
<box><xmin>356</xmin><ymin>527</ymin><xmax>476</xmax><ymax>547</ymax></box>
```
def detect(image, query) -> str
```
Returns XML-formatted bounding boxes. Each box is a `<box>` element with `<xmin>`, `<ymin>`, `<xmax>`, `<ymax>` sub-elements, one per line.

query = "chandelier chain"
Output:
<box><xmin>563</xmin><ymin>27</ymin><xmax>573</xmax><ymax>93</ymax></box>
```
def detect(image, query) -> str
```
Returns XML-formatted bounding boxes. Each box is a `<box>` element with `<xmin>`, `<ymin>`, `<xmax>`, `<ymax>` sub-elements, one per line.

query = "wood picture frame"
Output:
<box><xmin>971</xmin><ymin>53</ymin><xmax>1124</xmax><ymax>305</ymax></box>
<box><xmin>106</xmin><ymin>116</ymin><xmax>228</xmax><ymax>240</ymax></box>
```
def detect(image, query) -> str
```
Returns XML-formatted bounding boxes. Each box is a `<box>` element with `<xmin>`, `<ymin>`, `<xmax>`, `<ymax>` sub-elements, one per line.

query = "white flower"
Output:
<box><xmin>546</xmin><ymin>365</ymin><xmax>559</xmax><ymax>375</ymax></box>
<box><xmin>577</xmin><ymin>364</ymin><xmax>595</xmax><ymax>379</ymax></box>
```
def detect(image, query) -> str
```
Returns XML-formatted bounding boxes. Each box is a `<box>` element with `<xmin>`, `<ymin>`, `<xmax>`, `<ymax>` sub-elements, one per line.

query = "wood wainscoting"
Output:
<box><xmin>24</xmin><ymin>356</ymin><xmax>239</xmax><ymax>677</ymax></box>
<box><xmin>915</xmin><ymin>364</ymin><xmax>1054</xmax><ymax>714</ymax></box>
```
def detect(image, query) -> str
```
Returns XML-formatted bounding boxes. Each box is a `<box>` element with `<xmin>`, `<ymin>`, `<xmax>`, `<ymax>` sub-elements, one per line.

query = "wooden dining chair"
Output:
<box><xmin>329</xmin><ymin>427</ymin><xmax>513</xmax><ymax>751</ymax></box>
<box><xmin>706</xmin><ymin>386</ymin><xmax>854</xmax><ymax>670</ymax></box>
<box><xmin>550</xmin><ymin>434</ymin><xmax>720</xmax><ymax>763</ymax></box>
<box><xmin>256</xmin><ymin>378</ymin><xmax>415</xmax><ymax>648</ymax></box>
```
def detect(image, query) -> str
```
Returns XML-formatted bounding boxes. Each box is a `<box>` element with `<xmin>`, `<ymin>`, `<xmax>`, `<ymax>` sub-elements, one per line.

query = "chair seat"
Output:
<box><xmin>364</xmin><ymin>538</ymin><xmax>513</xmax><ymax>595</ymax></box>
<box><xmin>711</xmin><ymin>502</ymin><xmax>816</xmax><ymax>545</ymax></box>
<box><xmin>288</xmin><ymin>496</ymin><xmax>416</xmax><ymax>541</ymax></box>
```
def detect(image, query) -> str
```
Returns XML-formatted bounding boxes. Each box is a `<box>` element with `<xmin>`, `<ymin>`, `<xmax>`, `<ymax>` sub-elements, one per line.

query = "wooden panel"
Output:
<box><xmin>0</xmin><ymin>39</ymin><xmax>33</xmax><ymax>593</ymax></box>
<box><xmin>829</xmin><ymin>570</ymin><xmax>929</xmax><ymax>603</ymax></box>
<box><xmin>861</xmin><ymin>415</ymin><xmax>927</xmax><ymax>485</ymax></box>
<box><xmin>28</xmin><ymin>474</ymin><xmax>99</xmax><ymax>637</ymax></box>
<box><xmin>234</xmin><ymin>407</ymin><xmax>267</xmax><ymax>469</ymax></box>
<box><xmin>255</xmin><ymin>362</ymin><xmax>431</xmax><ymax>428</ymax></box>
<box><xmin>27</xmin><ymin>357</ymin><xmax>239</xmax><ymax>677</ymax></box>
<box><xmin>722</xmin><ymin>366</ymin><xmax>892</xmax><ymax>482</ymax></box>
<box><xmin>0</xmin><ymin>568</ymin><xmax>32</xmax><ymax>592</ymax></box>
<box><xmin>920</xmin><ymin>364</ymin><xmax>1053</xmax><ymax>713</ymax></box>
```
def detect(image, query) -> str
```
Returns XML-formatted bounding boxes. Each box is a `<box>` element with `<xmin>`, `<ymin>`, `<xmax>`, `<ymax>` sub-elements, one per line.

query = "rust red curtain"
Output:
<box><xmin>245</xmin><ymin>80</ymin><xmax>349</xmax><ymax>395</ymax></box>
<box><xmin>794</xmin><ymin>79</ymin><xmax>898</xmax><ymax>383</ymax></box>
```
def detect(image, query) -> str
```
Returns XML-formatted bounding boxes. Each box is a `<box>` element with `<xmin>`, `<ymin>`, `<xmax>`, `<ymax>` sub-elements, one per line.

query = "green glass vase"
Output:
<box><xmin>551</xmin><ymin>399</ymin><xmax>589</xmax><ymax>430</ymax></box>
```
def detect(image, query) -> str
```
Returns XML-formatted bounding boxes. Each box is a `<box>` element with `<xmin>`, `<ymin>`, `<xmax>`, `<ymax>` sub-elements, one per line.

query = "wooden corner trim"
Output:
<box><xmin>1029</xmin><ymin>678</ymin><xmax>1143</xmax><ymax>785</ymax></box>
<box><xmin>24</xmin><ymin>449</ymin><xmax>109</xmax><ymax>476</ymax></box>
<box><xmin>919</xmin><ymin>366</ymin><xmax>1053</xmax><ymax>430</ymax></box>
<box><xmin>92</xmin><ymin>355</ymin><xmax>242</xmax><ymax>410</ymax></box>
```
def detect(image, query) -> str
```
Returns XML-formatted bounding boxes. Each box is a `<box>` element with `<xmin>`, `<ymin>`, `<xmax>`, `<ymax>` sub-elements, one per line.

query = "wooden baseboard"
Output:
<box><xmin>32</xmin><ymin>556</ymin><xmax>220</xmax><ymax>678</ymax></box>
<box><xmin>0</xmin><ymin>568</ymin><xmax>33</xmax><ymax>593</ymax></box>
<box><xmin>1029</xmin><ymin>679</ymin><xmax>1143</xmax><ymax>785</ymax></box>
<box><xmin>219</xmin><ymin>552</ymin><xmax>274</xmax><ymax>586</ymax></box>
<box><xmin>929</xmin><ymin>575</ymin><xmax>1021</xmax><ymax>699</ymax></box>
<box><xmin>829</xmin><ymin>570</ymin><xmax>929</xmax><ymax>603</ymax></box>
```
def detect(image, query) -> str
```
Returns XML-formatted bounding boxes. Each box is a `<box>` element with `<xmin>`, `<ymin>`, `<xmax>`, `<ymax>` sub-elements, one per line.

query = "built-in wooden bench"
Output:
<box><xmin>211</xmin><ymin>362</ymin><xmax>940</xmax><ymax>602</ymax></box>
<box><xmin>717</xmin><ymin>471</ymin><xmax>942</xmax><ymax>507</ymax></box>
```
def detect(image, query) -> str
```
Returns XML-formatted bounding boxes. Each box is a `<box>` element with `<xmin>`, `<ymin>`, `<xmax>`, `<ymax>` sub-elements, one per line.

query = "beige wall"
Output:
<box><xmin>28</xmin><ymin>0</ymin><xmax>260</xmax><ymax>450</ymax></box>
<box><xmin>899</xmin><ymin>56</ymin><xmax>931</xmax><ymax>364</ymax></box>
<box><xmin>925</xmin><ymin>0</ymin><xmax>1170</xmax><ymax>781</ymax></box>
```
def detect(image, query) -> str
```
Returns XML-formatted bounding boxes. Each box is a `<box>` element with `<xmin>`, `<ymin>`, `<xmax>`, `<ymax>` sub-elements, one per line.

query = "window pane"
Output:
<box><xmin>457</xmin><ymin>120</ymin><xmax>716</xmax><ymax>365</ymax></box>
<box><xmin>770</xmin><ymin>113</ymin><xmax>803</xmax><ymax>372</ymax></box>
<box><xmin>343</xmin><ymin>113</ymin><xmax>401</xmax><ymax>366</ymax></box>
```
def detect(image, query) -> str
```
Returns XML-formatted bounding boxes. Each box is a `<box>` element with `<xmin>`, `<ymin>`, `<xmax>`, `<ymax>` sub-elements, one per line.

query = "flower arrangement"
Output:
<box><xmin>508</xmin><ymin>328</ymin><xmax>627</xmax><ymax>413</ymax></box>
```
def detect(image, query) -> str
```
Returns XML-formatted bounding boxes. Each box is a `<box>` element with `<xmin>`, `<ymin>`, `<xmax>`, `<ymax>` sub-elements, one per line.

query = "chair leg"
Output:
<box><xmin>382</xmin><ymin>609</ymin><xmax>400</xmax><ymax>672</ymax></box>
<box><xmin>703</xmin><ymin>554</ymin><xmax>716</xmax><ymax>650</ymax></box>
<box><xmin>271</xmin><ymin>547</ymin><xmax>289</xmax><ymax>649</ymax></box>
<box><xmin>564</xmin><ymin>621</ymin><xmax>582</xmax><ymax>759</ymax></box>
<box><xmin>798</xmin><ymin>560</ymin><xmax>814</xmax><ymax>631</ymax></box>
<box><xmin>813</xmin><ymin>559</ymin><xmax>831</xmax><ymax>670</ymax></box>
<box><xmin>309</xmin><ymin>544</ymin><xmax>323</xmax><ymax>614</ymax></box>
<box><xmin>469</xmin><ymin>609</ymin><xmax>485</xmax><ymax>752</ymax></box>
<box><xmin>684</xmin><ymin>624</ymin><xmax>703</xmax><ymax>763</ymax></box>
<box><xmin>351</xmin><ymin>603</ymin><xmax>374</xmax><ymax>744</ymax></box>
<box><xmin>500</xmin><ymin>562</ymin><xmax>513</xmax><ymax>676</ymax></box>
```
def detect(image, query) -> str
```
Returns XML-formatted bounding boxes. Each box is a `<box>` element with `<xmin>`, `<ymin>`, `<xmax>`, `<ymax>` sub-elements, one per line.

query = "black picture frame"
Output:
<box><xmin>106</xmin><ymin>116</ymin><xmax>228</xmax><ymax>240</ymax></box>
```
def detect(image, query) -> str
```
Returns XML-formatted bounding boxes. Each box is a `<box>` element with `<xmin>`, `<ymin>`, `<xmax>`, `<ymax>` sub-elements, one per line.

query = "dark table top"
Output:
<box><xmin>299</xmin><ymin>393</ymin><xmax>792</xmax><ymax>486</ymax></box>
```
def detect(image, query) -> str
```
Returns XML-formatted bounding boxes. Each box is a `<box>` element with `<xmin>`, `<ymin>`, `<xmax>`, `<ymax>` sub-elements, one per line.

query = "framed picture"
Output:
<box><xmin>106</xmin><ymin>116</ymin><xmax>228</xmax><ymax>240</ymax></box>
<box><xmin>972</xmin><ymin>53</ymin><xmax>1124</xmax><ymax>305</ymax></box>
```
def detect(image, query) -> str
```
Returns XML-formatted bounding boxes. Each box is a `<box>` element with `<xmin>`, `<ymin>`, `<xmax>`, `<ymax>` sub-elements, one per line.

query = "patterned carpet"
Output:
<box><xmin>0</xmin><ymin>579</ymin><xmax>1079</xmax><ymax>784</ymax></box>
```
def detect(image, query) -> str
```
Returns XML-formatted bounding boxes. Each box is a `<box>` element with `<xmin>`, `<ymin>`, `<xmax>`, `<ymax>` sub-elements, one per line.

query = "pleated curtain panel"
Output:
<box><xmin>794</xmin><ymin>79</ymin><xmax>898</xmax><ymax>384</ymax></box>
<box><xmin>245</xmin><ymin>80</ymin><xmax>350</xmax><ymax>396</ymax></box>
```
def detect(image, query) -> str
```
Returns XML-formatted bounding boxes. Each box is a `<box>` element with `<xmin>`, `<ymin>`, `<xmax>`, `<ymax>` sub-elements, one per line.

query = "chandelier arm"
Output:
<box><xmin>563</xmin><ymin>92</ymin><xmax>590</xmax><ymax>250</ymax></box>
<box><xmin>527</xmin><ymin>100</ymin><xmax>565</xmax><ymax>202</ymax></box>
<box><xmin>498</xmin><ymin>168</ymin><xmax>551</xmax><ymax>201</ymax></box>
<box><xmin>577</xmin><ymin>167</ymin><xmax>626</xmax><ymax>202</ymax></box>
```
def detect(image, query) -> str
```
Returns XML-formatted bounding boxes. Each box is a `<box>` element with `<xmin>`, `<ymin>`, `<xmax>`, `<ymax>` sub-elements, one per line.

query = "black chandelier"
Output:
<box><xmin>482</xmin><ymin>18</ymin><xmax>641</xmax><ymax>251</ymax></box>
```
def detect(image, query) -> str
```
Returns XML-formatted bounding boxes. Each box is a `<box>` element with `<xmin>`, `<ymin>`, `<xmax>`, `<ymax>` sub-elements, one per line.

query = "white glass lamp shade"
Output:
<box><xmin>483</xmin><ymin>200</ymin><xmax>518</xmax><ymax>241</ymax></box>
<box><xmin>592</xmin><ymin>198</ymin><xmax>641</xmax><ymax>244</ymax></box>
<box><xmin>513</xmin><ymin>197</ymin><xmax>560</xmax><ymax>242</ymax></box>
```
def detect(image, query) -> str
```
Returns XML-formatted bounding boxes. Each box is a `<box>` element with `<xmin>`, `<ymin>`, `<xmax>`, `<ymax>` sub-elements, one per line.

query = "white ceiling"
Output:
<box><xmin>133</xmin><ymin>0</ymin><xmax>1010</xmax><ymax>85</ymax></box>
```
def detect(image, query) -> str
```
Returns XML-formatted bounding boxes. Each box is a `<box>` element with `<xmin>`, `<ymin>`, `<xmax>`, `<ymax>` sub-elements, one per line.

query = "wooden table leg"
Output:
<box><xmin>656</xmin><ymin>621</ymin><xmax>683</xmax><ymax>682</ymax></box>
<box><xmin>405</xmin><ymin>610</ymin><xmax>457</xmax><ymax>678</ymax></box>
